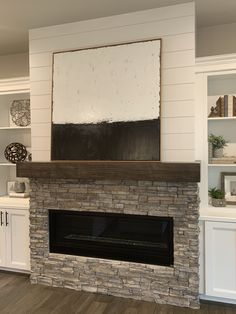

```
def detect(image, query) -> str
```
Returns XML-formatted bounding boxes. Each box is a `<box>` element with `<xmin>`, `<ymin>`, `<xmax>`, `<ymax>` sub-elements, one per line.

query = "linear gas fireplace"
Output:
<box><xmin>49</xmin><ymin>210</ymin><xmax>173</xmax><ymax>266</ymax></box>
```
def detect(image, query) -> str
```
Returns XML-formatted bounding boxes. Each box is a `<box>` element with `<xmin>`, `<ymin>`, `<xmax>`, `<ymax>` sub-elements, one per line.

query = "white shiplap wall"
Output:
<box><xmin>29</xmin><ymin>2</ymin><xmax>195</xmax><ymax>162</ymax></box>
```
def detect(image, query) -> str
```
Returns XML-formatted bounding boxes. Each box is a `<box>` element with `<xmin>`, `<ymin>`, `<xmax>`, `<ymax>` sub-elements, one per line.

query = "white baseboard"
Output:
<box><xmin>200</xmin><ymin>294</ymin><xmax>236</xmax><ymax>305</ymax></box>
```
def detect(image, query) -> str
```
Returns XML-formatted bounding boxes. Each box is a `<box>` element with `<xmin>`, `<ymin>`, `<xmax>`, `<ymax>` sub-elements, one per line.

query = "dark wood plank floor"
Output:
<box><xmin>0</xmin><ymin>272</ymin><xmax>236</xmax><ymax>314</ymax></box>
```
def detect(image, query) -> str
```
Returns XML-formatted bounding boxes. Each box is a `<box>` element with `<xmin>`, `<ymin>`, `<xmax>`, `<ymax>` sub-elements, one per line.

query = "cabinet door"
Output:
<box><xmin>5</xmin><ymin>209</ymin><xmax>30</xmax><ymax>271</ymax></box>
<box><xmin>205</xmin><ymin>221</ymin><xmax>236</xmax><ymax>299</ymax></box>
<box><xmin>0</xmin><ymin>210</ymin><xmax>6</xmax><ymax>267</ymax></box>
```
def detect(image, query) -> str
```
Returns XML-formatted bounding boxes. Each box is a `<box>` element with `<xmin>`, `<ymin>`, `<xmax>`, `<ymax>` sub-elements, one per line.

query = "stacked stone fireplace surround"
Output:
<box><xmin>29</xmin><ymin>178</ymin><xmax>199</xmax><ymax>309</ymax></box>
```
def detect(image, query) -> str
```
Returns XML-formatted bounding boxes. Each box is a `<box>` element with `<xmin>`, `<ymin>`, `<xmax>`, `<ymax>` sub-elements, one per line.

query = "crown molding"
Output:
<box><xmin>196</xmin><ymin>53</ymin><xmax>236</xmax><ymax>73</ymax></box>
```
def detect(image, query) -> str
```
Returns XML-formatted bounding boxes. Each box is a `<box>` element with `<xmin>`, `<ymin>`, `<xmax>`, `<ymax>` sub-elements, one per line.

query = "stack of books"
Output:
<box><xmin>215</xmin><ymin>95</ymin><xmax>236</xmax><ymax>117</ymax></box>
<box><xmin>209</xmin><ymin>95</ymin><xmax>236</xmax><ymax>117</ymax></box>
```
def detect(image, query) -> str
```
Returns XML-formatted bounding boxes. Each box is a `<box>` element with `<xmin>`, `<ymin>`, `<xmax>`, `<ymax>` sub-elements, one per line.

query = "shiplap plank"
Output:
<box><xmin>29</xmin><ymin>32</ymin><xmax>194</xmax><ymax>69</ymax></box>
<box><xmin>162</xmin><ymin>117</ymin><xmax>195</xmax><ymax>134</ymax></box>
<box><xmin>162</xmin><ymin>133</ymin><xmax>195</xmax><ymax>150</ymax></box>
<box><xmin>32</xmin><ymin>150</ymin><xmax>50</xmax><ymax>161</ymax></box>
<box><xmin>162</xmin><ymin>67</ymin><xmax>194</xmax><ymax>85</ymax></box>
<box><xmin>30</xmin><ymin>52</ymin><xmax>52</xmax><ymax>68</ymax></box>
<box><xmin>29</xmin><ymin>3</ymin><xmax>194</xmax><ymax>40</ymax></box>
<box><xmin>162</xmin><ymin>32</ymin><xmax>195</xmax><ymax>52</ymax></box>
<box><xmin>30</xmin><ymin>16</ymin><xmax>194</xmax><ymax>54</ymax></box>
<box><xmin>30</xmin><ymin>66</ymin><xmax>52</xmax><ymax>82</ymax></box>
<box><xmin>162</xmin><ymin>149</ymin><xmax>195</xmax><ymax>162</ymax></box>
<box><xmin>32</xmin><ymin>136</ymin><xmax>50</xmax><ymax>151</ymax></box>
<box><xmin>161</xmin><ymin>100</ymin><xmax>194</xmax><ymax>118</ymax></box>
<box><xmin>30</xmin><ymin>95</ymin><xmax>51</xmax><ymax>109</ymax></box>
<box><xmin>30</xmin><ymin>81</ymin><xmax>51</xmax><ymax>96</ymax></box>
<box><xmin>162</xmin><ymin>49</ymin><xmax>194</xmax><ymax>69</ymax></box>
<box><xmin>162</xmin><ymin>83</ymin><xmax>194</xmax><ymax>102</ymax></box>
<box><xmin>31</xmin><ymin>109</ymin><xmax>51</xmax><ymax>124</ymax></box>
<box><xmin>31</xmin><ymin>123</ymin><xmax>51</xmax><ymax>137</ymax></box>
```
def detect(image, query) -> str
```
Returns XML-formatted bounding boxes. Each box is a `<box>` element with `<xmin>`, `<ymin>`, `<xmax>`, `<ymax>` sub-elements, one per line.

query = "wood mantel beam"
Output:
<box><xmin>17</xmin><ymin>161</ymin><xmax>200</xmax><ymax>182</ymax></box>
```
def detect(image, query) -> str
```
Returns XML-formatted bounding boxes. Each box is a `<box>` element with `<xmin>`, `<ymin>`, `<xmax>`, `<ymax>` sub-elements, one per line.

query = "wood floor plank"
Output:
<box><xmin>84</xmin><ymin>300</ymin><xmax>107</xmax><ymax>314</ymax></box>
<box><xmin>103</xmin><ymin>297</ymin><xmax>134</xmax><ymax>314</ymax></box>
<box><xmin>52</xmin><ymin>290</ymin><xmax>93</xmax><ymax>314</ymax></box>
<box><xmin>2</xmin><ymin>284</ymin><xmax>53</xmax><ymax>314</ymax></box>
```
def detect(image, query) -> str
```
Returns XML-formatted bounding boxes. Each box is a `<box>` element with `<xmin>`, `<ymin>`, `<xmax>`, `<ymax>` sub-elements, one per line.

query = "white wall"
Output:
<box><xmin>0</xmin><ymin>53</ymin><xmax>29</xmax><ymax>79</ymax></box>
<box><xmin>197</xmin><ymin>22</ymin><xmax>236</xmax><ymax>57</ymax></box>
<box><xmin>29</xmin><ymin>2</ymin><xmax>195</xmax><ymax>162</ymax></box>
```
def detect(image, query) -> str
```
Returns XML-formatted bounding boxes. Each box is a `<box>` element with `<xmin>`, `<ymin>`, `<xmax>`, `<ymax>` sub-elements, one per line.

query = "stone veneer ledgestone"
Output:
<box><xmin>29</xmin><ymin>179</ymin><xmax>200</xmax><ymax>309</ymax></box>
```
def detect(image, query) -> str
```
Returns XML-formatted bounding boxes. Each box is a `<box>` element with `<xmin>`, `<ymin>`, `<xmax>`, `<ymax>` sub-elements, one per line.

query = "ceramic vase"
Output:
<box><xmin>213</xmin><ymin>147</ymin><xmax>223</xmax><ymax>158</ymax></box>
<box><xmin>212</xmin><ymin>198</ymin><xmax>226</xmax><ymax>207</ymax></box>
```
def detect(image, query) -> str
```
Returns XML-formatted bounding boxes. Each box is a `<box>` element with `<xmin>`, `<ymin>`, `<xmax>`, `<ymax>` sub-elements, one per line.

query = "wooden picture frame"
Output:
<box><xmin>221</xmin><ymin>172</ymin><xmax>236</xmax><ymax>205</ymax></box>
<box><xmin>51</xmin><ymin>39</ymin><xmax>161</xmax><ymax>161</ymax></box>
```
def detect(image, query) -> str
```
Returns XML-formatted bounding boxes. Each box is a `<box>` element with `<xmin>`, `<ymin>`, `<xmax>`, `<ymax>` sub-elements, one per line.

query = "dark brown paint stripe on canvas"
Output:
<box><xmin>51</xmin><ymin>119</ymin><xmax>160</xmax><ymax>161</ymax></box>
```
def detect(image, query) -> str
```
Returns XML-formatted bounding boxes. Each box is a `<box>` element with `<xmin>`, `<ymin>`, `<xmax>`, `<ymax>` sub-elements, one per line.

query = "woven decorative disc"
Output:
<box><xmin>10</xmin><ymin>99</ymin><xmax>30</xmax><ymax>127</ymax></box>
<box><xmin>4</xmin><ymin>142</ymin><xmax>27</xmax><ymax>164</ymax></box>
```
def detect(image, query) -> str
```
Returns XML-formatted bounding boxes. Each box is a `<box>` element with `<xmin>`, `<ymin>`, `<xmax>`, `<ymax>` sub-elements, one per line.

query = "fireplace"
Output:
<box><xmin>17</xmin><ymin>162</ymin><xmax>200</xmax><ymax>308</ymax></box>
<box><xmin>49</xmin><ymin>210</ymin><xmax>173</xmax><ymax>266</ymax></box>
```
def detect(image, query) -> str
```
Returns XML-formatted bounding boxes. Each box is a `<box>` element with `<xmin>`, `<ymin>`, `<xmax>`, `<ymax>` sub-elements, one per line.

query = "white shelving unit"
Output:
<box><xmin>0</xmin><ymin>77</ymin><xmax>30</xmax><ymax>199</ymax></box>
<box><xmin>196</xmin><ymin>55</ymin><xmax>236</xmax><ymax>304</ymax></box>
<box><xmin>207</xmin><ymin>74</ymin><xmax>236</xmax><ymax>209</ymax></box>
<box><xmin>196</xmin><ymin>66</ymin><xmax>236</xmax><ymax>210</ymax></box>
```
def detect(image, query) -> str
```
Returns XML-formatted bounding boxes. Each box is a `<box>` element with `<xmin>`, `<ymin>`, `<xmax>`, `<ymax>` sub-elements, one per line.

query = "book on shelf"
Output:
<box><xmin>228</xmin><ymin>95</ymin><xmax>233</xmax><ymax>117</ymax></box>
<box><xmin>233</xmin><ymin>96</ymin><xmax>236</xmax><ymax>116</ymax></box>
<box><xmin>224</xmin><ymin>95</ymin><xmax>228</xmax><ymax>117</ymax></box>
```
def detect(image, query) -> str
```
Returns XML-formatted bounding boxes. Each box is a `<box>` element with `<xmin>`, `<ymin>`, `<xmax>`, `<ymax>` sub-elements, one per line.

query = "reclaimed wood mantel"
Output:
<box><xmin>16</xmin><ymin>161</ymin><xmax>200</xmax><ymax>182</ymax></box>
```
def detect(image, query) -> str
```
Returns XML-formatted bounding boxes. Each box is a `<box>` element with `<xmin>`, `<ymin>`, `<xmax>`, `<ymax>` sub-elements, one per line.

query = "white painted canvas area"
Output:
<box><xmin>52</xmin><ymin>40</ymin><xmax>161</xmax><ymax>124</ymax></box>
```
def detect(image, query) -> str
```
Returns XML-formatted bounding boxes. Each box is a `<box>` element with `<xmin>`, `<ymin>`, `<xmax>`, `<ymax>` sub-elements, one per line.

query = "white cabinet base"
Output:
<box><xmin>0</xmin><ymin>207</ymin><xmax>29</xmax><ymax>272</ymax></box>
<box><xmin>205</xmin><ymin>221</ymin><xmax>236</xmax><ymax>300</ymax></box>
<box><xmin>200</xmin><ymin>294</ymin><xmax>236</xmax><ymax>306</ymax></box>
<box><xmin>6</xmin><ymin>209</ymin><xmax>30</xmax><ymax>271</ymax></box>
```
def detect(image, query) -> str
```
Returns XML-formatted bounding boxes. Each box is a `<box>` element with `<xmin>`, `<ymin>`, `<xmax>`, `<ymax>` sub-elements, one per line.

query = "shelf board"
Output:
<box><xmin>0</xmin><ymin>126</ymin><xmax>31</xmax><ymax>130</ymax></box>
<box><xmin>208</xmin><ymin>117</ymin><xmax>236</xmax><ymax>121</ymax></box>
<box><xmin>208</xmin><ymin>164</ymin><xmax>236</xmax><ymax>167</ymax></box>
<box><xmin>207</xmin><ymin>205</ymin><xmax>236</xmax><ymax>210</ymax></box>
<box><xmin>0</xmin><ymin>163</ymin><xmax>16</xmax><ymax>166</ymax></box>
<box><xmin>0</xmin><ymin>195</ymin><xmax>29</xmax><ymax>209</ymax></box>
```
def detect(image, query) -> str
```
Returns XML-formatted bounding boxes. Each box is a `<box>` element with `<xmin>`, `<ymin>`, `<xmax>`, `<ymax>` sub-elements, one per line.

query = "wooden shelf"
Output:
<box><xmin>0</xmin><ymin>126</ymin><xmax>31</xmax><ymax>130</ymax></box>
<box><xmin>208</xmin><ymin>164</ymin><xmax>236</xmax><ymax>167</ymax></box>
<box><xmin>208</xmin><ymin>117</ymin><xmax>236</xmax><ymax>121</ymax></box>
<box><xmin>0</xmin><ymin>163</ymin><xmax>16</xmax><ymax>167</ymax></box>
<box><xmin>16</xmin><ymin>161</ymin><xmax>200</xmax><ymax>182</ymax></box>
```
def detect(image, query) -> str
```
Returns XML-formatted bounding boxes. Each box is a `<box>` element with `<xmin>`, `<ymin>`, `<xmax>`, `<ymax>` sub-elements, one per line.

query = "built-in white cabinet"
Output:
<box><xmin>0</xmin><ymin>198</ymin><xmax>30</xmax><ymax>272</ymax></box>
<box><xmin>0</xmin><ymin>77</ymin><xmax>31</xmax><ymax>273</ymax></box>
<box><xmin>0</xmin><ymin>207</ymin><xmax>29</xmax><ymax>271</ymax></box>
<box><xmin>205</xmin><ymin>220</ymin><xmax>236</xmax><ymax>300</ymax></box>
<box><xmin>196</xmin><ymin>54</ymin><xmax>236</xmax><ymax>304</ymax></box>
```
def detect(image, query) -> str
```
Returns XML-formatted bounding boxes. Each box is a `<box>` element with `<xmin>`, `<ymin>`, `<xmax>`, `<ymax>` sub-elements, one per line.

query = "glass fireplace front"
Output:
<box><xmin>49</xmin><ymin>210</ymin><xmax>173</xmax><ymax>266</ymax></box>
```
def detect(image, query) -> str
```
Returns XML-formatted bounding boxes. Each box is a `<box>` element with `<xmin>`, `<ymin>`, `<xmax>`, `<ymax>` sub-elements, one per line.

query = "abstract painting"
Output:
<box><xmin>52</xmin><ymin>39</ymin><xmax>161</xmax><ymax>160</ymax></box>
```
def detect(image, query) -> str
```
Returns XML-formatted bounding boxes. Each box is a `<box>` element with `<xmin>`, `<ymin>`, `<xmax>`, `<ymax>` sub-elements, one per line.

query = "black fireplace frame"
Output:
<box><xmin>49</xmin><ymin>210</ymin><xmax>174</xmax><ymax>266</ymax></box>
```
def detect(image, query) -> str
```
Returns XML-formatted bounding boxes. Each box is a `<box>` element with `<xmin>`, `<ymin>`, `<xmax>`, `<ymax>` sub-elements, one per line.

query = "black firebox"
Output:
<box><xmin>49</xmin><ymin>210</ymin><xmax>173</xmax><ymax>266</ymax></box>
